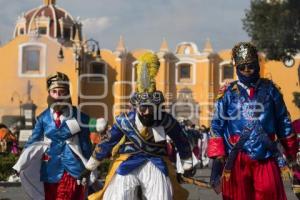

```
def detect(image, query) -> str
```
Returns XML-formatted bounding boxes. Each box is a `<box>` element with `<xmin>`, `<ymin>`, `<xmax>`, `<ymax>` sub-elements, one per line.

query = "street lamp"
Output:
<box><xmin>57</xmin><ymin>38</ymin><xmax>102</xmax><ymax>72</ymax></box>
<box><xmin>83</xmin><ymin>38</ymin><xmax>101</xmax><ymax>61</ymax></box>
<box><xmin>57</xmin><ymin>38</ymin><xmax>102</xmax><ymax>105</ymax></box>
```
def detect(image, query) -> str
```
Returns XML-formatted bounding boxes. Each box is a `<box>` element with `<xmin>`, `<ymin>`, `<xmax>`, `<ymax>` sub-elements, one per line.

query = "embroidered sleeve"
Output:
<box><xmin>92</xmin><ymin>117</ymin><xmax>124</xmax><ymax>161</ymax></box>
<box><xmin>207</xmin><ymin>89</ymin><xmax>228</xmax><ymax>158</ymax></box>
<box><xmin>271</xmin><ymin>83</ymin><xmax>296</xmax><ymax>159</ymax></box>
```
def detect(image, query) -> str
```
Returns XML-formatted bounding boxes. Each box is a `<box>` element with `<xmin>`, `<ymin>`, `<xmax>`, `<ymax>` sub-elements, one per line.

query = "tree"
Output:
<box><xmin>243</xmin><ymin>0</ymin><xmax>300</xmax><ymax>61</ymax></box>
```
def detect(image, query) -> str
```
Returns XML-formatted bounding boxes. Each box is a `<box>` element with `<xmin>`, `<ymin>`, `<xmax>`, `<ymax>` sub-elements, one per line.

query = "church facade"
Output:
<box><xmin>0</xmin><ymin>0</ymin><xmax>299</xmax><ymax>128</ymax></box>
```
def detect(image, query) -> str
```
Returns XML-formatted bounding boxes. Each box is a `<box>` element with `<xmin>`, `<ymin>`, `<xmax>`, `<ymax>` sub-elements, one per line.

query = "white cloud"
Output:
<box><xmin>0</xmin><ymin>0</ymin><xmax>251</xmax><ymax>50</ymax></box>
<box><xmin>81</xmin><ymin>17</ymin><xmax>112</xmax><ymax>34</ymax></box>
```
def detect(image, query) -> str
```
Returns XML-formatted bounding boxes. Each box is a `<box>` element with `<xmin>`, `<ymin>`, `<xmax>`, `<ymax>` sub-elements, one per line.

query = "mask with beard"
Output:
<box><xmin>47</xmin><ymin>95</ymin><xmax>72</xmax><ymax>112</ymax></box>
<box><xmin>138</xmin><ymin>113</ymin><xmax>155</xmax><ymax>127</ymax></box>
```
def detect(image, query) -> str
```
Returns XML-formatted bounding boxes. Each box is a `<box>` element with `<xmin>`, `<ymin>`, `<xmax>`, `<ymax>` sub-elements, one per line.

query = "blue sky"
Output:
<box><xmin>0</xmin><ymin>0</ymin><xmax>251</xmax><ymax>52</ymax></box>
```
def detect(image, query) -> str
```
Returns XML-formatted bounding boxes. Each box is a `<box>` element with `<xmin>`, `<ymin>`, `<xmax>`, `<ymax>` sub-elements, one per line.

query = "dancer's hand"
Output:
<box><xmin>78</xmin><ymin>168</ymin><xmax>91</xmax><ymax>186</ymax></box>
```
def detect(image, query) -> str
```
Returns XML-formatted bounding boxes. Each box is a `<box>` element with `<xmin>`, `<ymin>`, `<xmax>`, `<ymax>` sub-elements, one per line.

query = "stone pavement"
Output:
<box><xmin>0</xmin><ymin>168</ymin><xmax>298</xmax><ymax>200</ymax></box>
<box><xmin>182</xmin><ymin>168</ymin><xmax>297</xmax><ymax>200</ymax></box>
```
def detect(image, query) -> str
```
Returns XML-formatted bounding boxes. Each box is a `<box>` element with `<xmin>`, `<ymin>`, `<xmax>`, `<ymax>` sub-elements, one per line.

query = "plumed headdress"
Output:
<box><xmin>130</xmin><ymin>52</ymin><xmax>164</xmax><ymax>106</ymax></box>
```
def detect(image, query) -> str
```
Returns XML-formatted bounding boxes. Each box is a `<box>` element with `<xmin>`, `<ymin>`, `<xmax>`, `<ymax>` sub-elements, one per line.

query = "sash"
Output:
<box><xmin>115</xmin><ymin>113</ymin><xmax>166</xmax><ymax>156</ymax></box>
<box><xmin>223</xmin><ymin>122</ymin><xmax>253</xmax><ymax>172</ymax></box>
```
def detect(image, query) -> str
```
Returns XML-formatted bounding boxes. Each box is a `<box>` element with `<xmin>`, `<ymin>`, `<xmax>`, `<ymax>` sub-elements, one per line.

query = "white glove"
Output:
<box><xmin>86</xmin><ymin>156</ymin><xmax>101</xmax><ymax>171</ymax></box>
<box><xmin>96</xmin><ymin>118</ymin><xmax>108</xmax><ymax>133</ymax></box>
<box><xmin>181</xmin><ymin>158</ymin><xmax>193</xmax><ymax>171</ymax></box>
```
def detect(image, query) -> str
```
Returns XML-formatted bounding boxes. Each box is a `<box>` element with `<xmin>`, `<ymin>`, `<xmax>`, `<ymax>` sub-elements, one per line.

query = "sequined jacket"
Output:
<box><xmin>208</xmin><ymin>79</ymin><xmax>297</xmax><ymax>161</ymax></box>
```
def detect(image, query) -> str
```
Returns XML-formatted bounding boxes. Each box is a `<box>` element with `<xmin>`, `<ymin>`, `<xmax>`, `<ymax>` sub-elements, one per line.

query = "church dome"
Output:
<box><xmin>14</xmin><ymin>0</ymin><xmax>81</xmax><ymax>41</ymax></box>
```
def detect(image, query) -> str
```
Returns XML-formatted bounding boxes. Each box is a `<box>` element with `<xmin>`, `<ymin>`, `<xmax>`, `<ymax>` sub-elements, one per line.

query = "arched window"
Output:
<box><xmin>23</xmin><ymin>46</ymin><xmax>40</xmax><ymax>72</ymax></box>
<box><xmin>175</xmin><ymin>61</ymin><xmax>196</xmax><ymax>85</ymax></box>
<box><xmin>219</xmin><ymin>62</ymin><xmax>234</xmax><ymax>85</ymax></box>
<box><xmin>179</xmin><ymin>64</ymin><xmax>191</xmax><ymax>79</ymax></box>
<box><xmin>18</xmin><ymin>43</ymin><xmax>46</xmax><ymax>77</ymax></box>
<box><xmin>175</xmin><ymin>62</ymin><xmax>196</xmax><ymax>85</ymax></box>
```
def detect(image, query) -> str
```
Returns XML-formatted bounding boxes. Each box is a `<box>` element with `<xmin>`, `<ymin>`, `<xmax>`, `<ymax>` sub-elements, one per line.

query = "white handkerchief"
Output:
<box><xmin>66</xmin><ymin>118</ymin><xmax>81</xmax><ymax>135</ymax></box>
<box><xmin>152</xmin><ymin>126</ymin><xmax>166</xmax><ymax>142</ymax></box>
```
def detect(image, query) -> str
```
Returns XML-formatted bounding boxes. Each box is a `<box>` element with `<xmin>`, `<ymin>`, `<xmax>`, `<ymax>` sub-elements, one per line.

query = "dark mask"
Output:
<box><xmin>236</xmin><ymin>61</ymin><xmax>260</xmax><ymax>87</ymax></box>
<box><xmin>138</xmin><ymin>113</ymin><xmax>155</xmax><ymax>127</ymax></box>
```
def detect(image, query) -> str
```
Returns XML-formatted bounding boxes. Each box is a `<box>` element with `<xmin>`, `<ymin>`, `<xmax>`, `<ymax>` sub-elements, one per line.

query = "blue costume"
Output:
<box><xmin>25</xmin><ymin>106</ymin><xmax>92</xmax><ymax>183</ymax></box>
<box><xmin>86</xmin><ymin>110</ymin><xmax>192</xmax><ymax>200</ymax></box>
<box><xmin>208</xmin><ymin>42</ymin><xmax>297</xmax><ymax>200</ymax></box>
<box><xmin>15</xmin><ymin>72</ymin><xmax>92</xmax><ymax>200</ymax></box>
<box><xmin>94</xmin><ymin>110</ymin><xmax>191</xmax><ymax>175</ymax></box>
<box><xmin>86</xmin><ymin>52</ymin><xmax>193</xmax><ymax>200</ymax></box>
<box><xmin>208</xmin><ymin>79</ymin><xmax>295</xmax><ymax>160</ymax></box>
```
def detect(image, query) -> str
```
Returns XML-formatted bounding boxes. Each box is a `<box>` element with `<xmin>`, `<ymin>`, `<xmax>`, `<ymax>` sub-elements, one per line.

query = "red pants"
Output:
<box><xmin>44</xmin><ymin>172</ymin><xmax>85</xmax><ymax>200</ymax></box>
<box><xmin>222</xmin><ymin>152</ymin><xmax>287</xmax><ymax>200</ymax></box>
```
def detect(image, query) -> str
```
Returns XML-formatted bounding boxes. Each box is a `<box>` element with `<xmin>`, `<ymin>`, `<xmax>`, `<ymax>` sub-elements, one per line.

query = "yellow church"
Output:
<box><xmin>0</xmin><ymin>0</ymin><xmax>299</xmax><ymax>131</ymax></box>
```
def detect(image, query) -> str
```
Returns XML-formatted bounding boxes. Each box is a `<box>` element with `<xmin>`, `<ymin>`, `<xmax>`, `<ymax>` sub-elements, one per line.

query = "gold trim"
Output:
<box><xmin>124</xmin><ymin>113</ymin><xmax>165</xmax><ymax>147</ymax></box>
<box><xmin>114</xmin><ymin>115</ymin><xmax>166</xmax><ymax>157</ymax></box>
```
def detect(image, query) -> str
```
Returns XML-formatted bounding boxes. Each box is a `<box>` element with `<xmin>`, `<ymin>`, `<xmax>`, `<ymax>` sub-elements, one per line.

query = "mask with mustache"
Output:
<box><xmin>47</xmin><ymin>95</ymin><xmax>72</xmax><ymax>112</ymax></box>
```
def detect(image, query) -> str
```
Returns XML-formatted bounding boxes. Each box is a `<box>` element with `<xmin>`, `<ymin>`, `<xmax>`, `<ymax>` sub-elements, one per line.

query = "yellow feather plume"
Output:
<box><xmin>136</xmin><ymin>52</ymin><xmax>160</xmax><ymax>93</ymax></box>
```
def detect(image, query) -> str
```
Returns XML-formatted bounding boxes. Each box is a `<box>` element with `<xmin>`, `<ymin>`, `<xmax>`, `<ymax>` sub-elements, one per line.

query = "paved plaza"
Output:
<box><xmin>0</xmin><ymin>168</ymin><xmax>298</xmax><ymax>200</ymax></box>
